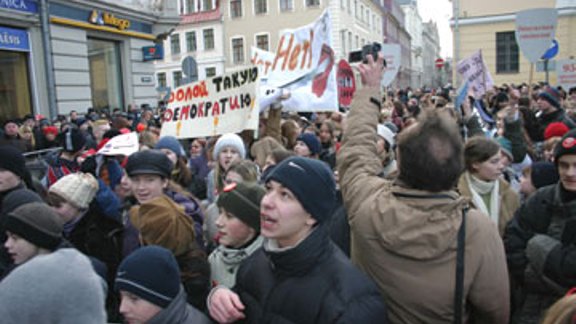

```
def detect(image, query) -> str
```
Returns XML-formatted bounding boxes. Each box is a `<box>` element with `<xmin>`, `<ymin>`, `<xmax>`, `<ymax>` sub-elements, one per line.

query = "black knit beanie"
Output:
<box><xmin>555</xmin><ymin>129</ymin><xmax>576</xmax><ymax>164</ymax></box>
<box><xmin>217</xmin><ymin>182</ymin><xmax>265</xmax><ymax>231</ymax></box>
<box><xmin>5</xmin><ymin>202</ymin><xmax>63</xmax><ymax>251</ymax></box>
<box><xmin>265</xmin><ymin>157</ymin><xmax>336</xmax><ymax>223</ymax></box>
<box><xmin>1</xmin><ymin>189</ymin><xmax>43</xmax><ymax>215</ymax></box>
<box><xmin>0</xmin><ymin>146</ymin><xmax>26</xmax><ymax>181</ymax></box>
<box><xmin>115</xmin><ymin>245</ymin><xmax>180</xmax><ymax>308</ymax></box>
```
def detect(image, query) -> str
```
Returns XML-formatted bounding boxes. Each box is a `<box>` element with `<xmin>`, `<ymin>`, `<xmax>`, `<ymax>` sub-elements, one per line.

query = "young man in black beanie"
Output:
<box><xmin>208</xmin><ymin>156</ymin><xmax>387</xmax><ymax>323</ymax></box>
<box><xmin>506</xmin><ymin>129</ymin><xmax>576</xmax><ymax>322</ymax></box>
<box><xmin>44</xmin><ymin>128</ymin><xmax>86</xmax><ymax>187</ymax></box>
<box><xmin>0</xmin><ymin>146</ymin><xmax>32</xmax><ymax>212</ymax></box>
<box><xmin>116</xmin><ymin>245</ymin><xmax>210</xmax><ymax>324</ymax></box>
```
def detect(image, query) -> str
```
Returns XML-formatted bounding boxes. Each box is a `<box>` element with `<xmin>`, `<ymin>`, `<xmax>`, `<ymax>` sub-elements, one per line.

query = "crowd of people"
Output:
<box><xmin>0</xmin><ymin>52</ymin><xmax>576</xmax><ymax>323</ymax></box>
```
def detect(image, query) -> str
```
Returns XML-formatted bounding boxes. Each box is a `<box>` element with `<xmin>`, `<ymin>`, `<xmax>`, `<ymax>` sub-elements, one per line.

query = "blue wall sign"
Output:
<box><xmin>142</xmin><ymin>44</ymin><xmax>164</xmax><ymax>61</ymax></box>
<box><xmin>0</xmin><ymin>26</ymin><xmax>30</xmax><ymax>52</ymax></box>
<box><xmin>0</xmin><ymin>0</ymin><xmax>38</xmax><ymax>14</ymax></box>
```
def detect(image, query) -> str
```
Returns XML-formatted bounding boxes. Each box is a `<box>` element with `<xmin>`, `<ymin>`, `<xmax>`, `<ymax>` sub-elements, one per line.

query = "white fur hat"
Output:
<box><xmin>49</xmin><ymin>173</ymin><xmax>99</xmax><ymax>210</ymax></box>
<box><xmin>377</xmin><ymin>124</ymin><xmax>395</xmax><ymax>147</ymax></box>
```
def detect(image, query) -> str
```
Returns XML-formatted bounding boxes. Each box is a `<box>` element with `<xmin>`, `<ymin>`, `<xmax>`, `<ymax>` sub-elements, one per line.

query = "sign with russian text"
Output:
<box><xmin>0</xmin><ymin>26</ymin><xmax>30</xmax><ymax>52</ymax></box>
<box><xmin>515</xmin><ymin>8</ymin><xmax>558</xmax><ymax>63</ymax></box>
<box><xmin>250</xmin><ymin>9</ymin><xmax>338</xmax><ymax>112</ymax></box>
<box><xmin>0</xmin><ymin>0</ymin><xmax>37</xmax><ymax>13</ymax></box>
<box><xmin>97</xmin><ymin>132</ymin><xmax>139</xmax><ymax>156</ymax></box>
<box><xmin>160</xmin><ymin>67</ymin><xmax>260</xmax><ymax>139</ymax></box>
<box><xmin>381</xmin><ymin>44</ymin><xmax>401</xmax><ymax>87</ymax></box>
<box><xmin>557</xmin><ymin>59</ymin><xmax>576</xmax><ymax>90</ymax></box>
<box><xmin>456</xmin><ymin>50</ymin><xmax>494</xmax><ymax>99</ymax></box>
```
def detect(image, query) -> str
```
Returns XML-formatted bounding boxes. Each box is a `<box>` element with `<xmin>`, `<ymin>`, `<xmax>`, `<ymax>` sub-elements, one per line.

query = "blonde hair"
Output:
<box><xmin>541</xmin><ymin>294</ymin><xmax>576</xmax><ymax>324</ymax></box>
<box><xmin>18</xmin><ymin>125</ymin><xmax>35</xmax><ymax>148</ymax></box>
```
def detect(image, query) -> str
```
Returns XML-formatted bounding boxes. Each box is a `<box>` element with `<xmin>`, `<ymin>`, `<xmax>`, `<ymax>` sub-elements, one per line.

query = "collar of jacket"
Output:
<box><xmin>264</xmin><ymin>224</ymin><xmax>331</xmax><ymax>278</ymax></box>
<box><xmin>147</xmin><ymin>287</ymin><xmax>188</xmax><ymax>324</ymax></box>
<box><xmin>216</xmin><ymin>236</ymin><xmax>264</xmax><ymax>266</ymax></box>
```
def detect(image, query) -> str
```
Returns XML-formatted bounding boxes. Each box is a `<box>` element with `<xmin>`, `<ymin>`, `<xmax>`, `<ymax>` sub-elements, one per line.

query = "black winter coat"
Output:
<box><xmin>233</xmin><ymin>224</ymin><xmax>388</xmax><ymax>324</ymax></box>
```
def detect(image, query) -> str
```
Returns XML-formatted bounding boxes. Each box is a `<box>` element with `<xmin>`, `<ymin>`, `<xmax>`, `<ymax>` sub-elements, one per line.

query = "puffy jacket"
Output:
<box><xmin>338</xmin><ymin>86</ymin><xmax>510</xmax><ymax>324</ymax></box>
<box><xmin>233</xmin><ymin>225</ymin><xmax>388</xmax><ymax>324</ymax></box>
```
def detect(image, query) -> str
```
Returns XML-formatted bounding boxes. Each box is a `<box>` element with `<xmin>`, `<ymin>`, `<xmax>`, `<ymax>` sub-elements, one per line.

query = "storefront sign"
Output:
<box><xmin>142</xmin><ymin>44</ymin><xmax>163</xmax><ymax>61</ymax></box>
<box><xmin>89</xmin><ymin>10</ymin><xmax>131</xmax><ymax>30</ymax></box>
<box><xmin>0</xmin><ymin>0</ymin><xmax>37</xmax><ymax>14</ymax></box>
<box><xmin>0</xmin><ymin>26</ymin><xmax>29</xmax><ymax>52</ymax></box>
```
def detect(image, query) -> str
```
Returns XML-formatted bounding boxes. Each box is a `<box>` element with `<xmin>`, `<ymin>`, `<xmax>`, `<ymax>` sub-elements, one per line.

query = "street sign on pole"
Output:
<box><xmin>435</xmin><ymin>58</ymin><xmax>445</xmax><ymax>69</ymax></box>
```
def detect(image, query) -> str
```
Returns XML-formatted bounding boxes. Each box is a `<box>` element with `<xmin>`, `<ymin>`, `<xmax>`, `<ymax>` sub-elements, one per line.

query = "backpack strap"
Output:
<box><xmin>454</xmin><ymin>207</ymin><xmax>467</xmax><ymax>324</ymax></box>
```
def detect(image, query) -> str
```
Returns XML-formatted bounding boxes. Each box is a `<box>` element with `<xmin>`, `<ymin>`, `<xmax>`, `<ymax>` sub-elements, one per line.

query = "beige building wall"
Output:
<box><xmin>456</xmin><ymin>1</ymin><xmax>576</xmax><ymax>86</ymax></box>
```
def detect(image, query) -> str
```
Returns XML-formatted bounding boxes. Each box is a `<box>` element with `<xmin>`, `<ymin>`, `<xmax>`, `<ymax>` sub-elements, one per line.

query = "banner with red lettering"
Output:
<box><xmin>557</xmin><ymin>59</ymin><xmax>576</xmax><ymax>90</ymax></box>
<box><xmin>160</xmin><ymin>67</ymin><xmax>259</xmax><ymax>139</ymax></box>
<box><xmin>250</xmin><ymin>9</ymin><xmax>338</xmax><ymax>112</ymax></box>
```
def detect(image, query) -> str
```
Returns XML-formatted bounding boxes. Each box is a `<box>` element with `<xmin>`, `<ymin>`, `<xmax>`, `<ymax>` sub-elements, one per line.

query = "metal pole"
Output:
<box><xmin>453</xmin><ymin>0</ymin><xmax>460</xmax><ymax>87</ymax></box>
<box><xmin>40</xmin><ymin>0</ymin><xmax>58</xmax><ymax>120</ymax></box>
<box><xmin>544</xmin><ymin>59</ymin><xmax>549</xmax><ymax>84</ymax></box>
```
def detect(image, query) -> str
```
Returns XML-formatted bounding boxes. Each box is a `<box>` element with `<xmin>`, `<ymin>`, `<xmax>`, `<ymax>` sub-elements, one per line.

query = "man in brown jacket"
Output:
<box><xmin>337</xmin><ymin>53</ymin><xmax>510</xmax><ymax>323</ymax></box>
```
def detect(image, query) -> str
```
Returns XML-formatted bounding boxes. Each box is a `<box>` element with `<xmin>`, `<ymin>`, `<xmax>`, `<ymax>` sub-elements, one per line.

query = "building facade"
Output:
<box><xmin>0</xmin><ymin>0</ymin><xmax>179</xmax><ymax>121</ymax></box>
<box><xmin>454</xmin><ymin>0</ymin><xmax>576</xmax><ymax>86</ymax></box>
<box><xmin>399</xmin><ymin>0</ymin><xmax>424</xmax><ymax>89</ymax></box>
<box><xmin>422</xmin><ymin>21</ymin><xmax>441</xmax><ymax>88</ymax></box>
<box><xmin>383</xmin><ymin>0</ymin><xmax>411</xmax><ymax>88</ymax></box>
<box><xmin>154</xmin><ymin>0</ymin><xmax>225</xmax><ymax>93</ymax></box>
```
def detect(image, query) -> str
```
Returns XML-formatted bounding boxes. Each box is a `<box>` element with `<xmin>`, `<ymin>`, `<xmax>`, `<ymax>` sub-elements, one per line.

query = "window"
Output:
<box><xmin>185</xmin><ymin>32</ymin><xmax>197</xmax><ymax>52</ymax></box>
<box><xmin>173</xmin><ymin>71</ymin><xmax>183</xmax><ymax>87</ymax></box>
<box><xmin>496</xmin><ymin>31</ymin><xmax>519</xmax><ymax>74</ymax></box>
<box><xmin>88</xmin><ymin>39</ymin><xmax>124</xmax><ymax>111</ymax></box>
<box><xmin>231</xmin><ymin>0</ymin><xmax>242</xmax><ymax>17</ymax></box>
<box><xmin>340</xmin><ymin>30</ymin><xmax>346</xmax><ymax>54</ymax></box>
<box><xmin>360</xmin><ymin>5</ymin><xmax>364</xmax><ymax>21</ymax></box>
<box><xmin>171</xmin><ymin>34</ymin><xmax>180</xmax><ymax>55</ymax></box>
<box><xmin>203</xmin><ymin>29</ymin><xmax>214</xmax><ymax>50</ymax></box>
<box><xmin>256</xmin><ymin>34</ymin><xmax>269</xmax><ymax>51</ymax></box>
<box><xmin>255</xmin><ymin>0</ymin><xmax>267</xmax><ymax>14</ymax></box>
<box><xmin>306</xmin><ymin>0</ymin><xmax>320</xmax><ymax>6</ymax></box>
<box><xmin>184</xmin><ymin>0</ymin><xmax>196</xmax><ymax>14</ymax></box>
<box><xmin>232</xmin><ymin>37</ymin><xmax>245</xmax><ymax>63</ymax></box>
<box><xmin>206</xmin><ymin>67</ymin><xmax>216</xmax><ymax>78</ymax></box>
<box><xmin>347</xmin><ymin>0</ymin><xmax>351</xmax><ymax>14</ymax></box>
<box><xmin>203</xmin><ymin>0</ymin><xmax>213</xmax><ymax>10</ymax></box>
<box><xmin>157</xmin><ymin>72</ymin><xmax>167</xmax><ymax>88</ymax></box>
<box><xmin>348</xmin><ymin>31</ymin><xmax>352</xmax><ymax>52</ymax></box>
<box><xmin>280</xmin><ymin>0</ymin><xmax>293</xmax><ymax>11</ymax></box>
<box><xmin>355</xmin><ymin>35</ymin><xmax>359</xmax><ymax>48</ymax></box>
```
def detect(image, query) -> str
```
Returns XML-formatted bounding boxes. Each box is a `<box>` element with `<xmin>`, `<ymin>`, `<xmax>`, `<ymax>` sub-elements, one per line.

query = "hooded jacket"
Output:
<box><xmin>338</xmin><ymin>87</ymin><xmax>510</xmax><ymax>324</ymax></box>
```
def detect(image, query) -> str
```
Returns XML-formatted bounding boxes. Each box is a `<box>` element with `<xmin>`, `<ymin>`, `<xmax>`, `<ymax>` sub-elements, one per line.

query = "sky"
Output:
<box><xmin>417</xmin><ymin>0</ymin><xmax>453</xmax><ymax>58</ymax></box>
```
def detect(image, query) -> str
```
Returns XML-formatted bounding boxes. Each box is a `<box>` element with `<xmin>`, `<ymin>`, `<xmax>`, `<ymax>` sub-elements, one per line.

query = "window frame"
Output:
<box><xmin>170</xmin><ymin>34</ymin><xmax>181</xmax><ymax>55</ymax></box>
<box><xmin>231</xmin><ymin>36</ymin><xmax>245</xmax><ymax>64</ymax></box>
<box><xmin>203</xmin><ymin>28</ymin><xmax>215</xmax><ymax>50</ymax></box>
<box><xmin>495</xmin><ymin>31</ymin><xmax>519</xmax><ymax>74</ymax></box>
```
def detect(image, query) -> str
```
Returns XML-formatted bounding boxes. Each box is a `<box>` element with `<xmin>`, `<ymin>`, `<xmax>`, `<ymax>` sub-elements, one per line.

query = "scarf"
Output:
<box><xmin>465</xmin><ymin>171</ymin><xmax>500</xmax><ymax>225</ymax></box>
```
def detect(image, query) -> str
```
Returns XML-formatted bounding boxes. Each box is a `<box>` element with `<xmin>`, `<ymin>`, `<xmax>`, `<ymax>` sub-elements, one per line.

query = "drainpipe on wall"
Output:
<box><xmin>40</xmin><ymin>0</ymin><xmax>58</xmax><ymax>120</ymax></box>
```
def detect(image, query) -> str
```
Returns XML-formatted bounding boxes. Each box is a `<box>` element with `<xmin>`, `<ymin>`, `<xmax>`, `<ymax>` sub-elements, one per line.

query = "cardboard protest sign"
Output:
<box><xmin>160</xmin><ymin>67</ymin><xmax>260</xmax><ymax>139</ymax></box>
<box><xmin>456</xmin><ymin>50</ymin><xmax>494</xmax><ymax>99</ymax></box>
<box><xmin>556</xmin><ymin>59</ymin><xmax>576</xmax><ymax>90</ymax></box>
<box><xmin>515</xmin><ymin>8</ymin><xmax>558</xmax><ymax>63</ymax></box>
<box><xmin>381</xmin><ymin>44</ymin><xmax>401</xmax><ymax>87</ymax></box>
<box><xmin>250</xmin><ymin>9</ymin><xmax>338</xmax><ymax>112</ymax></box>
<box><xmin>97</xmin><ymin>132</ymin><xmax>139</xmax><ymax>156</ymax></box>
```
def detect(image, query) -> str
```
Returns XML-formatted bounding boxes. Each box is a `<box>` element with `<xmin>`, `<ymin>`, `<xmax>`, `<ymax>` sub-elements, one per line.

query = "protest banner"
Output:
<box><xmin>515</xmin><ymin>8</ymin><xmax>558</xmax><ymax>64</ymax></box>
<box><xmin>250</xmin><ymin>9</ymin><xmax>338</xmax><ymax>112</ymax></box>
<box><xmin>556</xmin><ymin>59</ymin><xmax>576</xmax><ymax>90</ymax></box>
<box><xmin>381</xmin><ymin>44</ymin><xmax>401</xmax><ymax>87</ymax></box>
<box><xmin>456</xmin><ymin>50</ymin><xmax>494</xmax><ymax>99</ymax></box>
<box><xmin>160</xmin><ymin>67</ymin><xmax>260</xmax><ymax>139</ymax></box>
<box><xmin>97</xmin><ymin>132</ymin><xmax>139</xmax><ymax>156</ymax></box>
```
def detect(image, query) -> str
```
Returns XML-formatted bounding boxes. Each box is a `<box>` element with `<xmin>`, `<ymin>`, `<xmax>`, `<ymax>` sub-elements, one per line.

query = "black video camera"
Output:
<box><xmin>349</xmin><ymin>42</ymin><xmax>385</xmax><ymax>66</ymax></box>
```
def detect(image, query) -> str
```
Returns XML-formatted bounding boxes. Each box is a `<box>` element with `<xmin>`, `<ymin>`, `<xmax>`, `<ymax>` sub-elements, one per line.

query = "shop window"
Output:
<box><xmin>0</xmin><ymin>51</ymin><xmax>32</xmax><ymax>121</ymax></box>
<box><xmin>88</xmin><ymin>38</ymin><xmax>124</xmax><ymax>111</ymax></box>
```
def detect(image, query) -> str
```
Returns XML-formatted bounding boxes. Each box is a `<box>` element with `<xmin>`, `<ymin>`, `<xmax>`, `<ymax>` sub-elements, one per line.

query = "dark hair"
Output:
<box><xmin>269</xmin><ymin>148</ymin><xmax>295</xmax><ymax>165</ymax></box>
<box><xmin>397</xmin><ymin>110</ymin><xmax>463</xmax><ymax>192</ymax></box>
<box><xmin>463</xmin><ymin>136</ymin><xmax>501</xmax><ymax>172</ymax></box>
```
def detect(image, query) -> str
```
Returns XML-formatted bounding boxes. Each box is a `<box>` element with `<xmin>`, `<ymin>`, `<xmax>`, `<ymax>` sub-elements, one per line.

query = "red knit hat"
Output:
<box><xmin>43</xmin><ymin>126</ymin><xmax>59</xmax><ymax>136</ymax></box>
<box><xmin>544</xmin><ymin>122</ymin><xmax>570</xmax><ymax>140</ymax></box>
